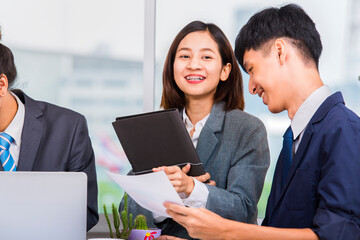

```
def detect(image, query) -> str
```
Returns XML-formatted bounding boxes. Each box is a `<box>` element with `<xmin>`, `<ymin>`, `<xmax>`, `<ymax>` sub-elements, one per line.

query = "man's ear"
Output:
<box><xmin>0</xmin><ymin>74</ymin><xmax>9</xmax><ymax>97</ymax></box>
<box><xmin>274</xmin><ymin>38</ymin><xmax>287</xmax><ymax>65</ymax></box>
<box><xmin>220</xmin><ymin>63</ymin><xmax>231</xmax><ymax>81</ymax></box>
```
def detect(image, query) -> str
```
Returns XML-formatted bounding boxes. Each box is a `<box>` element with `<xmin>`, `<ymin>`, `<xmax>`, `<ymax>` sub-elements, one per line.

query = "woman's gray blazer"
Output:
<box><xmin>120</xmin><ymin>102</ymin><xmax>270</xmax><ymax>238</ymax></box>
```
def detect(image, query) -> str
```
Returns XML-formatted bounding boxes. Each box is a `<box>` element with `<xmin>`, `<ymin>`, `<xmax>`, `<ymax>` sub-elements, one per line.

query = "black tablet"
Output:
<box><xmin>112</xmin><ymin>109</ymin><xmax>206</xmax><ymax>176</ymax></box>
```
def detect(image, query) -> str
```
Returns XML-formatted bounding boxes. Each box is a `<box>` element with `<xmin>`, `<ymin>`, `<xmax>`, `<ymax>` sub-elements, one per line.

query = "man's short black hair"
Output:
<box><xmin>235</xmin><ymin>4</ymin><xmax>322</xmax><ymax>71</ymax></box>
<box><xmin>0</xmin><ymin>28</ymin><xmax>17</xmax><ymax>88</ymax></box>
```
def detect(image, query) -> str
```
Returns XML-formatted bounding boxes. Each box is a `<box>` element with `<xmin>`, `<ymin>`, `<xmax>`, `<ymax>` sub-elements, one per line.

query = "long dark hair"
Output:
<box><xmin>160</xmin><ymin>20</ymin><xmax>244</xmax><ymax>111</ymax></box>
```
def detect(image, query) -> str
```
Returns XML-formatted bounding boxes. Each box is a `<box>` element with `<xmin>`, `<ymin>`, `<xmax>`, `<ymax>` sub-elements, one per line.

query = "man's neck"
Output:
<box><xmin>0</xmin><ymin>91</ymin><xmax>18</xmax><ymax>132</ymax></box>
<box><xmin>286</xmin><ymin>69</ymin><xmax>323</xmax><ymax>120</ymax></box>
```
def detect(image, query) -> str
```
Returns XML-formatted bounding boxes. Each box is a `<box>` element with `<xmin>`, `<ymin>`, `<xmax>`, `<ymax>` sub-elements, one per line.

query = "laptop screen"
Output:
<box><xmin>0</xmin><ymin>171</ymin><xmax>87</xmax><ymax>240</ymax></box>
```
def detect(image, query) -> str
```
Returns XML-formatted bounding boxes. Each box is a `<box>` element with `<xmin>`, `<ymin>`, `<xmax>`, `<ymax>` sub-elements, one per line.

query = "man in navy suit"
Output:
<box><xmin>158</xmin><ymin>4</ymin><xmax>360</xmax><ymax>240</ymax></box>
<box><xmin>0</xmin><ymin>31</ymin><xmax>98</xmax><ymax>231</ymax></box>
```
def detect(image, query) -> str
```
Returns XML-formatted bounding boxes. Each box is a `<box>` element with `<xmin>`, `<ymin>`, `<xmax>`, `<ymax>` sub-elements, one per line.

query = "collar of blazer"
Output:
<box><xmin>309</xmin><ymin>91</ymin><xmax>344</xmax><ymax>124</ymax></box>
<box><xmin>11</xmin><ymin>90</ymin><xmax>44</xmax><ymax>171</ymax></box>
<box><xmin>272</xmin><ymin>92</ymin><xmax>344</xmax><ymax>212</ymax></box>
<box><xmin>190</xmin><ymin>102</ymin><xmax>226</xmax><ymax>167</ymax></box>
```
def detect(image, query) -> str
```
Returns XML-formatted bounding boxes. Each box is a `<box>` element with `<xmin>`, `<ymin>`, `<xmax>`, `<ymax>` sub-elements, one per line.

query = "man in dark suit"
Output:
<box><xmin>0</xmin><ymin>32</ymin><xmax>98</xmax><ymax>231</ymax></box>
<box><xmin>157</xmin><ymin>4</ymin><xmax>360</xmax><ymax>240</ymax></box>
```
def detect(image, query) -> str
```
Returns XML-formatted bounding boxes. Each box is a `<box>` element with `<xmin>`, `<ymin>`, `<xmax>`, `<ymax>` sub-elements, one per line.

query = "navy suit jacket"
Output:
<box><xmin>1</xmin><ymin>90</ymin><xmax>99</xmax><ymax>231</ymax></box>
<box><xmin>263</xmin><ymin>92</ymin><xmax>360</xmax><ymax>239</ymax></box>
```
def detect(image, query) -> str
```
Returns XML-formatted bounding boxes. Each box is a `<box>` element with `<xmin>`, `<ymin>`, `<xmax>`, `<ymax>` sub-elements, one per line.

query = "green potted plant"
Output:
<box><xmin>103</xmin><ymin>193</ymin><xmax>161</xmax><ymax>240</ymax></box>
<box><xmin>128</xmin><ymin>214</ymin><xmax>161</xmax><ymax>240</ymax></box>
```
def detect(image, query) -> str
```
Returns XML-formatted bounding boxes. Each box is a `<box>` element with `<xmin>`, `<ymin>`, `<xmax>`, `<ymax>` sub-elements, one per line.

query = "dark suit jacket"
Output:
<box><xmin>121</xmin><ymin>102</ymin><xmax>270</xmax><ymax>239</ymax></box>
<box><xmin>263</xmin><ymin>92</ymin><xmax>360</xmax><ymax>239</ymax></box>
<box><xmin>1</xmin><ymin>90</ymin><xmax>99</xmax><ymax>231</ymax></box>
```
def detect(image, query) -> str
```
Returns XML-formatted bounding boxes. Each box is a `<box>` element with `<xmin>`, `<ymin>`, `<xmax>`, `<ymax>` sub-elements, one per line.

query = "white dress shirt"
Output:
<box><xmin>3</xmin><ymin>91</ymin><xmax>25</xmax><ymax>166</ymax></box>
<box><xmin>291</xmin><ymin>85</ymin><xmax>332</xmax><ymax>153</ymax></box>
<box><xmin>153</xmin><ymin>109</ymin><xmax>211</xmax><ymax>223</ymax></box>
<box><xmin>183</xmin><ymin>109</ymin><xmax>210</xmax><ymax>148</ymax></box>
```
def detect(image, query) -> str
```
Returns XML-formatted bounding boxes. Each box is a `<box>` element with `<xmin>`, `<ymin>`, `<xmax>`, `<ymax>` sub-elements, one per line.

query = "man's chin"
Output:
<box><xmin>268</xmin><ymin>105</ymin><xmax>283</xmax><ymax>114</ymax></box>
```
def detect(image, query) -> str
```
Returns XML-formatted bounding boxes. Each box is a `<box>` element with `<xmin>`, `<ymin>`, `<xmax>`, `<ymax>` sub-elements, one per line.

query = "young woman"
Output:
<box><xmin>0</xmin><ymin>30</ymin><xmax>98</xmax><ymax>231</ymax></box>
<box><xmin>121</xmin><ymin>20</ymin><xmax>270</xmax><ymax>239</ymax></box>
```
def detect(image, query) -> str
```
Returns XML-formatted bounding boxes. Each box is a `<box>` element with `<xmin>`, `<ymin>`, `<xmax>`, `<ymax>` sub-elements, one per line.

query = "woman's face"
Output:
<box><xmin>173</xmin><ymin>31</ymin><xmax>230</xmax><ymax>101</ymax></box>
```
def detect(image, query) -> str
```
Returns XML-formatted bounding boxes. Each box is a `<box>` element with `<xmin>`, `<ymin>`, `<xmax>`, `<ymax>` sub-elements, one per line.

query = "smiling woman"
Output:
<box><xmin>173</xmin><ymin>31</ymin><xmax>231</xmax><ymax>104</ymax></box>
<box><xmin>120</xmin><ymin>20</ymin><xmax>270</xmax><ymax>239</ymax></box>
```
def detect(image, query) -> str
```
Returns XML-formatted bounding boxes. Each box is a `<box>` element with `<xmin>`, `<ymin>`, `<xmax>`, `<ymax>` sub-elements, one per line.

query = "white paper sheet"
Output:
<box><xmin>106</xmin><ymin>170</ymin><xmax>184</xmax><ymax>217</ymax></box>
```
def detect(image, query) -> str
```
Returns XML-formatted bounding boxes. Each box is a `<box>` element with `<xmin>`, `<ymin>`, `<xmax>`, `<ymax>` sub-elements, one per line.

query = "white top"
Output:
<box><xmin>183</xmin><ymin>109</ymin><xmax>210</xmax><ymax>148</ymax></box>
<box><xmin>152</xmin><ymin>108</ymin><xmax>211</xmax><ymax>223</ymax></box>
<box><xmin>291</xmin><ymin>85</ymin><xmax>332</xmax><ymax>153</ymax></box>
<box><xmin>3</xmin><ymin>92</ymin><xmax>25</xmax><ymax>166</ymax></box>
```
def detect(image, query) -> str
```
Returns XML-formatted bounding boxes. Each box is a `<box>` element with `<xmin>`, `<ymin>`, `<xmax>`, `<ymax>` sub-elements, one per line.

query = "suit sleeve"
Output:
<box><xmin>68</xmin><ymin>115</ymin><xmax>99</xmax><ymax>231</ymax></box>
<box><xmin>312</xmin><ymin>114</ymin><xmax>360</xmax><ymax>239</ymax></box>
<box><xmin>205</xmin><ymin>117</ymin><xmax>270</xmax><ymax>223</ymax></box>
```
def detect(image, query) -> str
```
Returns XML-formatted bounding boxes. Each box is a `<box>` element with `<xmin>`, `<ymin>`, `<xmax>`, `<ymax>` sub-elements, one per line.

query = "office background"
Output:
<box><xmin>1</xmin><ymin>0</ymin><xmax>359</xmax><ymax>219</ymax></box>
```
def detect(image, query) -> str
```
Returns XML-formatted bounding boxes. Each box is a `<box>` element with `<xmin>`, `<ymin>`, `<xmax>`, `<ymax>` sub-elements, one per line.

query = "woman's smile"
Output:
<box><xmin>185</xmin><ymin>74</ymin><xmax>206</xmax><ymax>84</ymax></box>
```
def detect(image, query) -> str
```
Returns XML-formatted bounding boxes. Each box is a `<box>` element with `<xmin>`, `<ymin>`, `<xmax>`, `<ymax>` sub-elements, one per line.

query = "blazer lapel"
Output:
<box><xmin>13</xmin><ymin>90</ymin><xmax>44</xmax><ymax>171</ymax></box>
<box><xmin>279</xmin><ymin>92</ymin><xmax>344</xmax><ymax>199</ymax></box>
<box><xmin>196</xmin><ymin>102</ymin><xmax>225</xmax><ymax>168</ymax></box>
<box><xmin>270</xmin><ymin>92</ymin><xmax>344</xmax><ymax>213</ymax></box>
<box><xmin>266</xmin><ymin>121</ymin><xmax>315</xmax><ymax>217</ymax></box>
<box><xmin>280</xmin><ymin>126</ymin><xmax>314</xmax><ymax>195</ymax></box>
<box><xmin>284</xmin><ymin>126</ymin><xmax>314</xmax><ymax>188</ymax></box>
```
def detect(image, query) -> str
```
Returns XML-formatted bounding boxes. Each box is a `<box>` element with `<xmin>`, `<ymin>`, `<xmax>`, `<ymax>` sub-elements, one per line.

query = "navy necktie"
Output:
<box><xmin>0</xmin><ymin>132</ymin><xmax>17</xmax><ymax>172</ymax></box>
<box><xmin>281</xmin><ymin>126</ymin><xmax>293</xmax><ymax>187</ymax></box>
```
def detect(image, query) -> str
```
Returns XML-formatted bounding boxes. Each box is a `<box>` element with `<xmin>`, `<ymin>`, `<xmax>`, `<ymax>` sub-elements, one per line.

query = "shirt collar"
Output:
<box><xmin>291</xmin><ymin>85</ymin><xmax>332</xmax><ymax>140</ymax></box>
<box><xmin>182</xmin><ymin>108</ymin><xmax>210</xmax><ymax>129</ymax></box>
<box><xmin>5</xmin><ymin>91</ymin><xmax>25</xmax><ymax>147</ymax></box>
<box><xmin>182</xmin><ymin>108</ymin><xmax>193</xmax><ymax>129</ymax></box>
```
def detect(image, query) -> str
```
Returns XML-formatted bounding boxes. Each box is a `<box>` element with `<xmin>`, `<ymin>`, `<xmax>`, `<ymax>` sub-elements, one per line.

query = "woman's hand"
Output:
<box><xmin>153</xmin><ymin>164</ymin><xmax>216</xmax><ymax>195</ymax></box>
<box><xmin>182</xmin><ymin>163</ymin><xmax>216</xmax><ymax>185</ymax></box>
<box><xmin>194</xmin><ymin>173</ymin><xmax>216</xmax><ymax>186</ymax></box>
<box><xmin>153</xmin><ymin>164</ymin><xmax>195</xmax><ymax>195</ymax></box>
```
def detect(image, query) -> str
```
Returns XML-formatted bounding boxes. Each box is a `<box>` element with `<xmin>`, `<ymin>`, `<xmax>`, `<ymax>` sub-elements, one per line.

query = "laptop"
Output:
<box><xmin>112</xmin><ymin>108</ymin><xmax>206</xmax><ymax>176</ymax></box>
<box><xmin>0</xmin><ymin>171</ymin><xmax>87</xmax><ymax>240</ymax></box>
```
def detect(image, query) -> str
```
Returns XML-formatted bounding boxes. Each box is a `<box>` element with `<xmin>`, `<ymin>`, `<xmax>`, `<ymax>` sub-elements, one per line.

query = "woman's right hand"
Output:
<box><xmin>153</xmin><ymin>164</ymin><xmax>195</xmax><ymax>195</ymax></box>
<box><xmin>181</xmin><ymin>163</ymin><xmax>216</xmax><ymax>186</ymax></box>
<box><xmin>193</xmin><ymin>172</ymin><xmax>216</xmax><ymax>186</ymax></box>
<box><xmin>152</xmin><ymin>164</ymin><xmax>216</xmax><ymax>195</ymax></box>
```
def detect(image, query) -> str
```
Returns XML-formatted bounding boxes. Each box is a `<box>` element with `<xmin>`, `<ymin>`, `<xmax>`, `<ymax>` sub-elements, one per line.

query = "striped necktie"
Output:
<box><xmin>0</xmin><ymin>132</ymin><xmax>17</xmax><ymax>172</ymax></box>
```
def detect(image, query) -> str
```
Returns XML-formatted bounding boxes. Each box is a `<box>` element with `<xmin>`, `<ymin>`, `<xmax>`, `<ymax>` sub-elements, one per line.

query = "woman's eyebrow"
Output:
<box><xmin>177</xmin><ymin>47</ymin><xmax>191</xmax><ymax>52</ymax></box>
<box><xmin>200</xmin><ymin>48</ymin><xmax>216</xmax><ymax>53</ymax></box>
